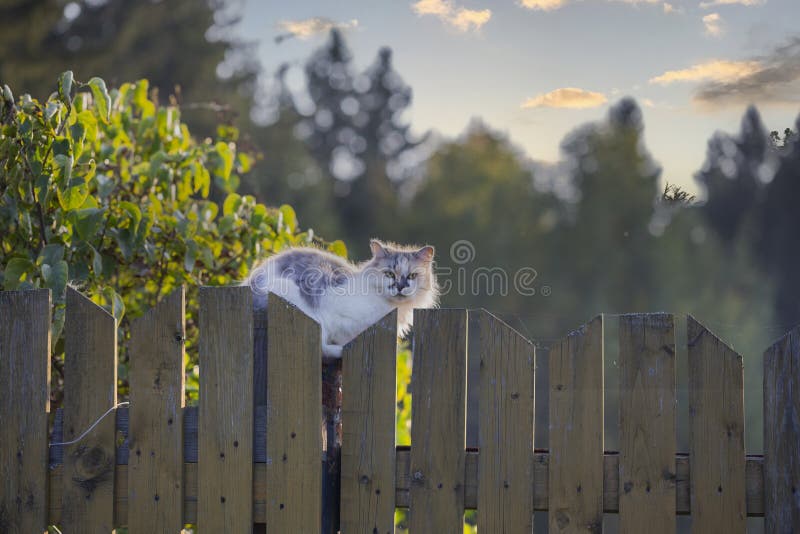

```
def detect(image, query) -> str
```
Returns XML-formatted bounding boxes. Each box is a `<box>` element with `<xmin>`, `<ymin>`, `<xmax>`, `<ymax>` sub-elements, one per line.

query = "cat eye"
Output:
<box><xmin>408</xmin><ymin>273</ymin><xmax>418</xmax><ymax>280</ymax></box>
<box><xmin>384</xmin><ymin>271</ymin><xmax>395</xmax><ymax>278</ymax></box>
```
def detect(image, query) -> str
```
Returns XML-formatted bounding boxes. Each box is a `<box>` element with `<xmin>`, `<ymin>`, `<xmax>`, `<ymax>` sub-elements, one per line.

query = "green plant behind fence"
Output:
<box><xmin>0</xmin><ymin>72</ymin><xmax>345</xmax><ymax>402</ymax></box>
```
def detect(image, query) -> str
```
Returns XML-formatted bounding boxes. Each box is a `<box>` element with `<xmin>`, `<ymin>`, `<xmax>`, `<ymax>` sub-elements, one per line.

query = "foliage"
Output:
<box><xmin>697</xmin><ymin>108</ymin><xmax>800</xmax><ymax>329</ymax></box>
<box><xmin>0</xmin><ymin>72</ymin><xmax>345</xmax><ymax>403</ymax></box>
<box><xmin>661</xmin><ymin>182</ymin><xmax>695</xmax><ymax>205</ymax></box>
<box><xmin>0</xmin><ymin>0</ymin><xmax>258</xmax><ymax>137</ymax></box>
<box><xmin>248</xmin><ymin>30</ymin><xmax>425</xmax><ymax>256</ymax></box>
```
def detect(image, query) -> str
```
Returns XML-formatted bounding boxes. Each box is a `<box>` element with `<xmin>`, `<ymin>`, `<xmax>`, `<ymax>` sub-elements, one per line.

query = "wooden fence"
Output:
<box><xmin>0</xmin><ymin>286</ymin><xmax>798</xmax><ymax>533</ymax></box>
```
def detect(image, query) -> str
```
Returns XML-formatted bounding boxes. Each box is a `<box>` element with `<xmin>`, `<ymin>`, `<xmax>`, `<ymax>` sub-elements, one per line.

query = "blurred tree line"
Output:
<box><xmin>3</xmin><ymin>0</ymin><xmax>798</xmax><ymax>455</ymax></box>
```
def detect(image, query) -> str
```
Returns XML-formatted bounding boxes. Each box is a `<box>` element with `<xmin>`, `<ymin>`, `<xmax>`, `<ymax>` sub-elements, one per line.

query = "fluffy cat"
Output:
<box><xmin>245</xmin><ymin>239</ymin><xmax>438</xmax><ymax>358</ymax></box>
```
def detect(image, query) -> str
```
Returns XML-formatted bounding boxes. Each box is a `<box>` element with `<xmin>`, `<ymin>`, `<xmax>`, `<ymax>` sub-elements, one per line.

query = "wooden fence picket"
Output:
<box><xmin>1</xmin><ymin>286</ymin><xmax>797</xmax><ymax>531</ymax></box>
<box><xmin>60</xmin><ymin>288</ymin><xmax>118</xmax><ymax>533</ymax></box>
<box><xmin>198</xmin><ymin>286</ymin><xmax>254</xmax><ymax>533</ymax></box>
<box><xmin>687</xmin><ymin>316</ymin><xmax>746</xmax><ymax>533</ymax></box>
<box><xmin>0</xmin><ymin>289</ymin><xmax>51</xmax><ymax>534</ymax></box>
<box><xmin>763</xmin><ymin>325</ymin><xmax>800</xmax><ymax>533</ymax></box>
<box><xmin>340</xmin><ymin>310</ymin><xmax>398</xmax><ymax>534</ymax></box>
<box><xmin>409</xmin><ymin>309</ymin><xmax>468</xmax><ymax>533</ymax></box>
<box><xmin>549</xmin><ymin>316</ymin><xmax>603</xmax><ymax>533</ymax></box>
<box><xmin>265</xmin><ymin>294</ymin><xmax>322</xmax><ymax>533</ymax></box>
<box><xmin>477</xmin><ymin>310</ymin><xmax>536</xmax><ymax>533</ymax></box>
<box><xmin>618</xmin><ymin>313</ymin><xmax>676</xmax><ymax>534</ymax></box>
<box><xmin>127</xmin><ymin>288</ymin><xmax>186</xmax><ymax>533</ymax></box>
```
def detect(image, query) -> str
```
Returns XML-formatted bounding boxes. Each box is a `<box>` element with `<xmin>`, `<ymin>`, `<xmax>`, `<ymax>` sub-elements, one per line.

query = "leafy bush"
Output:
<box><xmin>0</xmin><ymin>72</ymin><xmax>345</xmax><ymax>402</ymax></box>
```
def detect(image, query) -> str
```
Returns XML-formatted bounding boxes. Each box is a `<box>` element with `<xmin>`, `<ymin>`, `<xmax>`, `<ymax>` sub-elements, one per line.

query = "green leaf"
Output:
<box><xmin>87</xmin><ymin>77</ymin><xmax>111</xmax><ymax>122</ymax></box>
<box><xmin>215</xmin><ymin>142</ymin><xmax>234</xmax><ymax>181</ymax></box>
<box><xmin>236</xmin><ymin>152</ymin><xmax>253</xmax><ymax>173</ymax></box>
<box><xmin>222</xmin><ymin>193</ymin><xmax>241</xmax><ymax>216</ymax></box>
<box><xmin>327</xmin><ymin>239</ymin><xmax>348</xmax><ymax>258</ymax></box>
<box><xmin>133</xmin><ymin>79</ymin><xmax>155</xmax><ymax>118</ymax></box>
<box><xmin>90</xmin><ymin>245</ymin><xmax>103</xmax><ymax>275</ymax></box>
<box><xmin>58</xmin><ymin>71</ymin><xmax>73</xmax><ymax>107</ymax></box>
<box><xmin>193</xmin><ymin>162</ymin><xmax>210</xmax><ymax>197</ymax></box>
<box><xmin>57</xmin><ymin>183</ymin><xmax>88</xmax><ymax>210</ymax></box>
<box><xmin>279</xmin><ymin>204</ymin><xmax>298</xmax><ymax>233</ymax></box>
<box><xmin>3</xmin><ymin>258</ymin><xmax>34</xmax><ymax>290</ymax></box>
<box><xmin>76</xmin><ymin>110</ymin><xmax>98</xmax><ymax>142</ymax></box>
<box><xmin>102</xmin><ymin>287</ymin><xmax>125</xmax><ymax>322</ymax></box>
<box><xmin>41</xmin><ymin>260</ymin><xmax>68</xmax><ymax>297</ymax></box>
<box><xmin>38</xmin><ymin>244</ymin><xmax>65</xmax><ymax>266</ymax></box>
<box><xmin>72</xmin><ymin>208</ymin><xmax>105</xmax><ymax>240</ymax></box>
<box><xmin>184</xmin><ymin>239</ymin><xmax>198</xmax><ymax>272</ymax></box>
<box><xmin>119</xmin><ymin>201</ymin><xmax>142</xmax><ymax>234</ymax></box>
<box><xmin>51</xmin><ymin>305</ymin><xmax>66</xmax><ymax>344</ymax></box>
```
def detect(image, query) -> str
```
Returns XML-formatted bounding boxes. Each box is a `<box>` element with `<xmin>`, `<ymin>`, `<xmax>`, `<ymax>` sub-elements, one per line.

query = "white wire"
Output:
<box><xmin>49</xmin><ymin>401</ymin><xmax>129</xmax><ymax>448</ymax></box>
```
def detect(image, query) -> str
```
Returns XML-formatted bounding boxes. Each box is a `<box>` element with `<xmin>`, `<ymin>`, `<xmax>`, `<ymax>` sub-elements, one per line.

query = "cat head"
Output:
<box><xmin>366</xmin><ymin>239</ymin><xmax>438</xmax><ymax>306</ymax></box>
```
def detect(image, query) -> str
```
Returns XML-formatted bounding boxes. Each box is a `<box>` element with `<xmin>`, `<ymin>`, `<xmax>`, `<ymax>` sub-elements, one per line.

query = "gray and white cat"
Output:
<box><xmin>245</xmin><ymin>239</ymin><xmax>438</xmax><ymax>358</ymax></box>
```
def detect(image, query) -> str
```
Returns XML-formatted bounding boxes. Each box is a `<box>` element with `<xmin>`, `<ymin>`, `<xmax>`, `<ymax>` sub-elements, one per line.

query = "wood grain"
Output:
<box><xmin>549</xmin><ymin>316</ymin><xmax>603</xmax><ymax>533</ymax></box>
<box><xmin>61</xmin><ymin>288</ymin><xmax>117</xmax><ymax>533</ymax></box>
<box><xmin>687</xmin><ymin>316</ymin><xmax>746</xmax><ymax>533</ymax></box>
<box><xmin>128</xmin><ymin>288</ymin><xmax>185</xmax><ymax>533</ymax></box>
<box><xmin>763</xmin><ymin>325</ymin><xmax>800</xmax><ymax>533</ymax></box>
<box><xmin>340</xmin><ymin>310</ymin><xmax>397</xmax><ymax>534</ymax></box>
<box><xmin>408</xmin><ymin>309</ymin><xmax>468</xmax><ymax>533</ymax></box>
<box><xmin>476</xmin><ymin>310</ymin><xmax>536</xmax><ymax>533</ymax></box>
<box><xmin>265</xmin><ymin>293</ymin><xmax>322</xmax><ymax>533</ymax></box>
<box><xmin>0</xmin><ymin>289</ymin><xmax>50</xmax><ymax>534</ymax></box>
<box><xmin>618</xmin><ymin>313</ymin><xmax>676</xmax><ymax>534</ymax></box>
<box><xmin>197</xmin><ymin>286</ymin><xmax>254</xmax><ymax>533</ymax></box>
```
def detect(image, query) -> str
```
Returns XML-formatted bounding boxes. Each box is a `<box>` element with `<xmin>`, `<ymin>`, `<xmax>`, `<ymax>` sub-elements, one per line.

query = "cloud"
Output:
<box><xmin>702</xmin><ymin>13</ymin><xmax>723</xmax><ymax>37</ymax></box>
<box><xmin>694</xmin><ymin>37</ymin><xmax>800</xmax><ymax>107</ymax></box>
<box><xmin>521</xmin><ymin>88</ymin><xmax>608</xmax><ymax>109</ymax></box>
<box><xmin>276</xmin><ymin>17</ymin><xmax>358</xmax><ymax>42</ymax></box>
<box><xmin>662</xmin><ymin>2</ymin><xmax>685</xmax><ymax>13</ymax></box>
<box><xmin>699</xmin><ymin>0</ymin><xmax>765</xmax><ymax>8</ymax></box>
<box><xmin>518</xmin><ymin>0</ymin><xmax>568</xmax><ymax>10</ymax></box>
<box><xmin>412</xmin><ymin>0</ymin><xmax>492</xmax><ymax>31</ymax></box>
<box><xmin>518</xmin><ymin>0</ymin><xmax>680</xmax><ymax>12</ymax></box>
<box><xmin>649</xmin><ymin>59</ymin><xmax>762</xmax><ymax>84</ymax></box>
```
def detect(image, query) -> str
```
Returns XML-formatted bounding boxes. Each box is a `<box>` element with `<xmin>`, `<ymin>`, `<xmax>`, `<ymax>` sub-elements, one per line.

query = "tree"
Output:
<box><xmin>696</xmin><ymin>106</ymin><xmax>800</xmax><ymax>328</ymax></box>
<box><xmin>0</xmin><ymin>72</ymin><xmax>344</xmax><ymax>403</ymax></box>
<box><xmin>0</xmin><ymin>0</ymin><xmax>258</xmax><ymax>134</ymax></box>
<box><xmin>696</xmin><ymin>107</ymin><xmax>772</xmax><ymax>245</ymax></box>
<box><xmin>550</xmin><ymin>98</ymin><xmax>662</xmax><ymax>326</ymax></box>
<box><xmin>757</xmin><ymin>117</ymin><xmax>800</xmax><ymax>328</ymax></box>
<box><xmin>250</xmin><ymin>30</ymin><xmax>424</xmax><ymax>255</ymax></box>
<box><xmin>241</xmin><ymin>65</ymin><xmax>344</xmax><ymax>239</ymax></box>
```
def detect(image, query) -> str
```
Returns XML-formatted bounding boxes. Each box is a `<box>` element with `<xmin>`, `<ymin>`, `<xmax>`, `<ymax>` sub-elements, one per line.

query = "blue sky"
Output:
<box><xmin>235</xmin><ymin>0</ymin><xmax>800</xmax><ymax>194</ymax></box>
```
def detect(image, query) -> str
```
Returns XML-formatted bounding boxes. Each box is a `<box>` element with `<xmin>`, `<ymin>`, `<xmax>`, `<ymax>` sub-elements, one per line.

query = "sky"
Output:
<box><xmin>235</xmin><ymin>0</ymin><xmax>800</xmax><ymax>195</ymax></box>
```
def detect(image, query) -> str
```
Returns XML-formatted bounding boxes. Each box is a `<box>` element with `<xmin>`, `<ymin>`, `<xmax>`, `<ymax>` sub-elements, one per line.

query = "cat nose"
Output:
<box><xmin>396</xmin><ymin>277</ymin><xmax>409</xmax><ymax>290</ymax></box>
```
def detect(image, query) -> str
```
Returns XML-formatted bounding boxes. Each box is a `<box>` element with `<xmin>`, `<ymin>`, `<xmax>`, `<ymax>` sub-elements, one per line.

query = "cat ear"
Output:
<box><xmin>414</xmin><ymin>245</ymin><xmax>435</xmax><ymax>262</ymax></box>
<box><xmin>370</xmin><ymin>239</ymin><xmax>388</xmax><ymax>258</ymax></box>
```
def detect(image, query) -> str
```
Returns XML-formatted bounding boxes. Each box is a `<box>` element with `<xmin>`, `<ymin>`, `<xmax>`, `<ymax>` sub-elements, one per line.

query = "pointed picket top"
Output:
<box><xmin>265</xmin><ymin>290</ymin><xmax>322</xmax><ymax>533</ymax></box>
<box><xmin>340</xmin><ymin>309</ymin><xmax>398</xmax><ymax>534</ymax></box>
<box><xmin>476</xmin><ymin>308</ymin><xmax>536</xmax><ymax>534</ymax></box>
<box><xmin>549</xmin><ymin>315</ymin><xmax>603</xmax><ymax>533</ymax></box>
<box><xmin>763</xmin><ymin>323</ymin><xmax>800</xmax><ymax>532</ymax></box>
<box><xmin>61</xmin><ymin>286</ymin><xmax>118</xmax><ymax>532</ymax></box>
<box><xmin>128</xmin><ymin>287</ymin><xmax>185</xmax><ymax>533</ymax></box>
<box><xmin>343</xmin><ymin>309</ymin><xmax>399</xmax><ymax>352</ymax></box>
<box><xmin>686</xmin><ymin>315</ymin><xmax>746</xmax><ymax>533</ymax></box>
<box><xmin>66</xmin><ymin>285</ymin><xmax>115</xmax><ymax>320</ymax></box>
<box><xmin>687</xmin><ymin>314</ymin><xmax>741</xmax><ymax>362</ymax></box>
